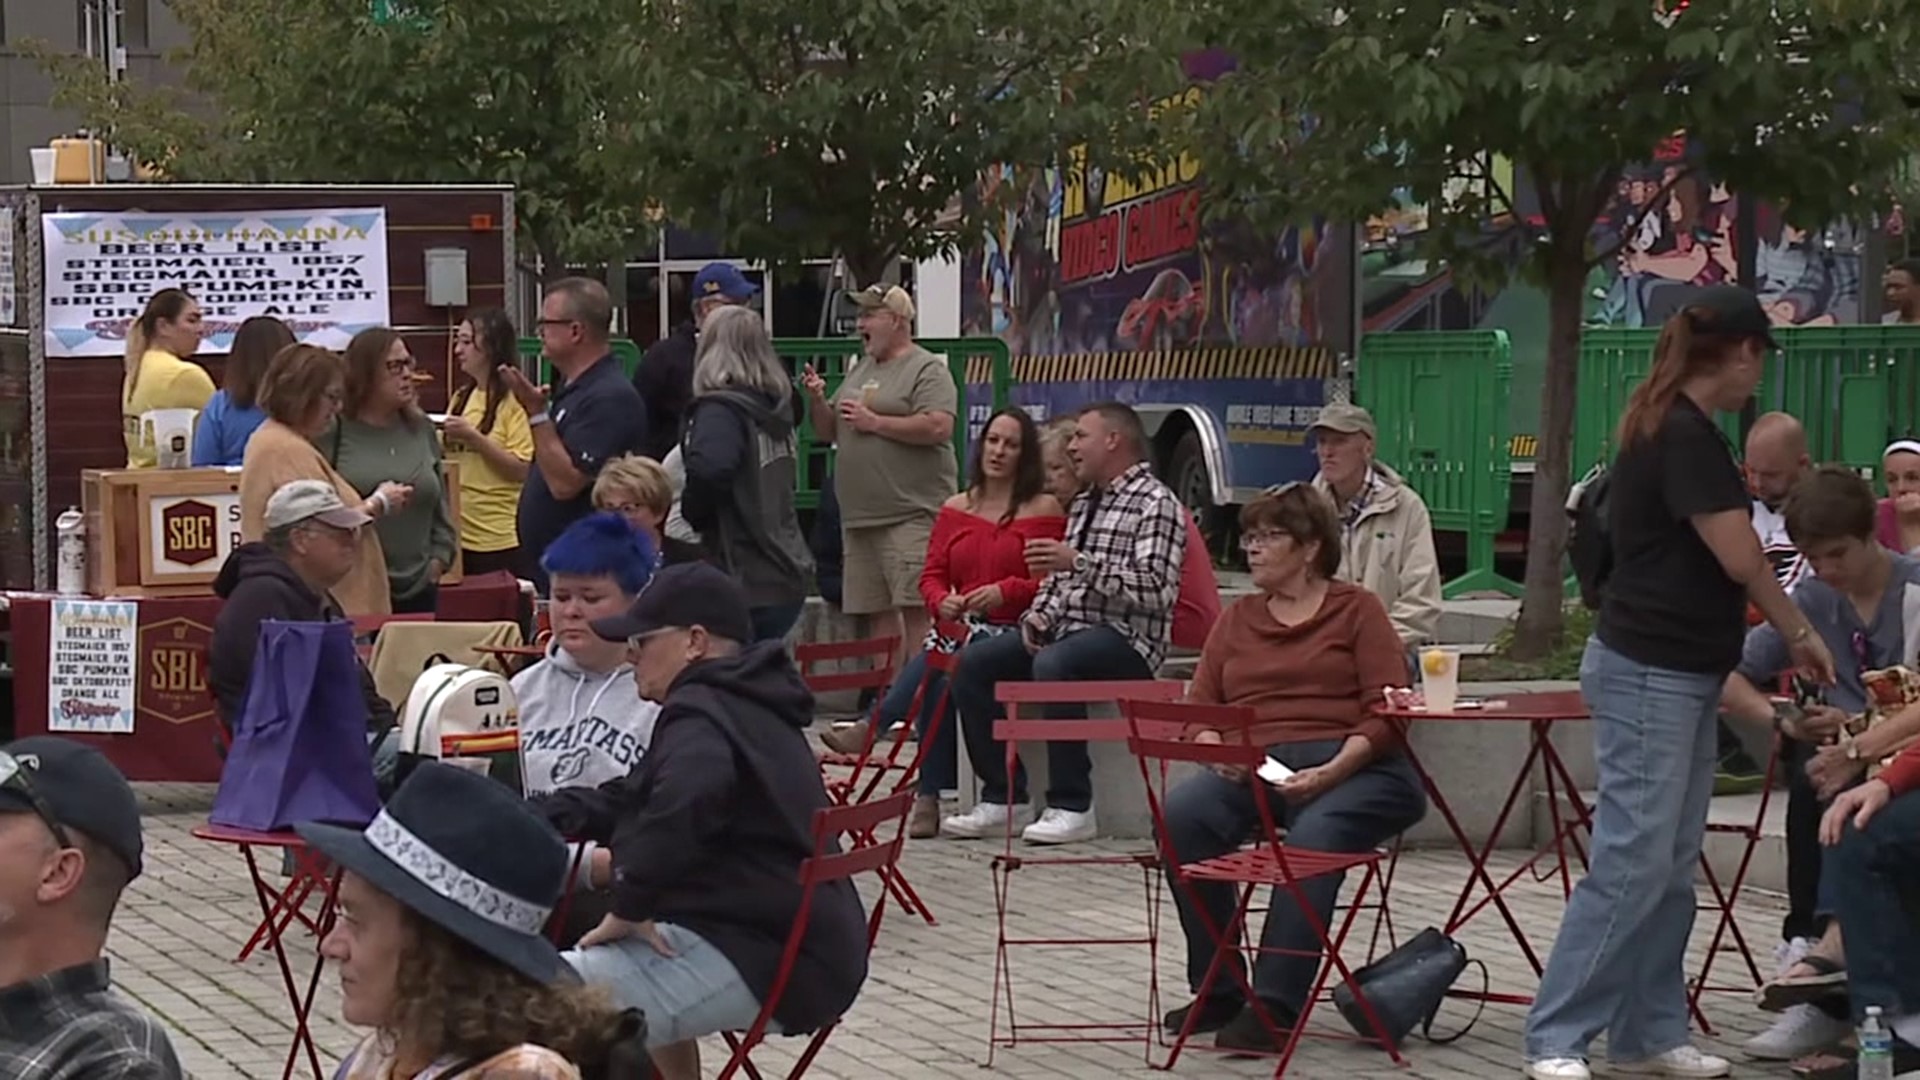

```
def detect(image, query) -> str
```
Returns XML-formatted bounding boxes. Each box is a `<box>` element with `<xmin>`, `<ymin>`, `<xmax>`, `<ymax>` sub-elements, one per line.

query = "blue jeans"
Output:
<box><xmin>1165</xmin><ymin>739</ymin><xmax>1426</xmax><ymax>1013</ymax></box>
<box><xmin>749</xmin><ymin>601</ymin><xmax>804</xmax><ymax>644</ymax></box>
<box><xmin>1523</xmin><ymin>637</ymin><xmax>1722</xmax><ymax>1063</ymax></box>
<box><xmin>879</xmin><ymin>649</ymin><xmax>957</xmax><ymax>797</ymax></box>
<box><xmin>952</xmin><ymin>625</ymin><xmax>1151</xmax><ymax>812</ymax></box>
<box><xmin>1830</xmin><ymin>788</ymin><xmax>1920</xmax><ymax>1023</ymax></box>
<box><xmin>566</xmin><ymin>923</ymin><xmax>777</xmax><ymax>1046</ymax></box>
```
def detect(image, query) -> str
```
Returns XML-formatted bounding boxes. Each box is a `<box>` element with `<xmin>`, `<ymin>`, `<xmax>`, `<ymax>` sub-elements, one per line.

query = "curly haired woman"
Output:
<box><xmin>298</xmin><ymin>763</ymin><xmax>638</xmax><ymax>1079</ymax></box>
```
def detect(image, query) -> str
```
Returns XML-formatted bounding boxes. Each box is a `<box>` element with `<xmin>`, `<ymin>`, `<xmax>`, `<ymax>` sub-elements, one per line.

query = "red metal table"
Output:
<box><xmin>193</xmin><ymin>823</ymin><xmax>342</xmax><ymax>1080</ymax></box>
<box><xmin>1383</xmin><ymin>692</ymin><xmax>1597</xmax><ymax>1008</ymax></box>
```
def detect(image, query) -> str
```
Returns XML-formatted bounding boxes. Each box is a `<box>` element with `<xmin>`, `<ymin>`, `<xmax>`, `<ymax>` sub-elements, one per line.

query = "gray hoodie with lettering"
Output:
<box><xmin>510</xmin><ymin>642</ymin><xmax>660</xmax><ymax>796</ymax></box>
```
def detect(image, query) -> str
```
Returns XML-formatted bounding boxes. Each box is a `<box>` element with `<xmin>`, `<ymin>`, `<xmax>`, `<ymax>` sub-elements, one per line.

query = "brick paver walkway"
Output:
<box><xmin>115</xmin><ymin>784</ymin><xmax>1792</xmax><ymax>1079</ymax></box>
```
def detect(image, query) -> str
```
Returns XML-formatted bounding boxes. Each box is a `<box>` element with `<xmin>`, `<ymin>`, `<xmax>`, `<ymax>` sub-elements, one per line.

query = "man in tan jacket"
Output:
<box><xmin>1308</xmin><ymin>403</ymin><xmax>1443</xmax><ymax>649</ymax></box>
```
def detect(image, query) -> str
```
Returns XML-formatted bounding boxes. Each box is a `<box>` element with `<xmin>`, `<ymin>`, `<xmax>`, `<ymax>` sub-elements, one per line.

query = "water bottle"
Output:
<box><xmin>1859</xmin><ymin>1005</ymin><xmax>1894</xmax><ymax>1080</ymax></box>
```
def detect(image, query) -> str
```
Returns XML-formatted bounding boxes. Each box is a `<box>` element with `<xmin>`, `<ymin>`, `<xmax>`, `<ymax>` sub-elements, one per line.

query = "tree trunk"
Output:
<box><xmin>1509</xmin><ymin>250</ymin><xmax>1588</xmax><ymax>659</ymax></box>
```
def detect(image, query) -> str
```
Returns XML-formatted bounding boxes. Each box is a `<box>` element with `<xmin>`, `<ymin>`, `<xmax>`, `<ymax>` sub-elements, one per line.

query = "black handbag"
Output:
<box><xmin>1331</xmin><ymin>926</ymin><xmax>1485</xmax><ymax>1046</ymax></box>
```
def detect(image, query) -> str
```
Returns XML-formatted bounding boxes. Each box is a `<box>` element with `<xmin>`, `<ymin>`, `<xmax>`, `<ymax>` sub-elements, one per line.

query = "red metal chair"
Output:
<box><xmin>793</xmin><ymin>636</ymin><xmax>943</xmax><ymax>925</ymax></box>
<box><xmin>716</xmin><ymin>788</ymin><xmax>917</xmax><ymax>1080</ymax></box>
<box><xmin>983</xmin><ymin>678</ymin><xmax>1186</xmax><ymax>1064</ymax></box>
<box><xmin>1687</xmin><ymin>733</ymin><xmax>1783</xmax><ymax>1031</ymax></box>
<box><xmin>1123</xmin><ymin>698</ymin><xmax>1404</xmax><ymax>1076</ymax></box>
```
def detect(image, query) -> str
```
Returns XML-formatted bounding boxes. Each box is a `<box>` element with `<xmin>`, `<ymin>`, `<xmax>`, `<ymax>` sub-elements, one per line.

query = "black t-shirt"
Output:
<box><xmin>1597</xmin><ymin>396</ymin><xmax>1751</xmax><ymax>674</ymax></box>
<box><xmin>517</xmin><ymin>355</ymin><xmax>647</xmax><ymax>590</ymax></box>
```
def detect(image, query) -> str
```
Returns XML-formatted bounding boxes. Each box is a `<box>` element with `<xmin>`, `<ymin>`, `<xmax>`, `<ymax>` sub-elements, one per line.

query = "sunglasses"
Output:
<box><xmin>0</xmin><ymin>751</ymin><xmax>73</xmax><ymax>849</ymax></box>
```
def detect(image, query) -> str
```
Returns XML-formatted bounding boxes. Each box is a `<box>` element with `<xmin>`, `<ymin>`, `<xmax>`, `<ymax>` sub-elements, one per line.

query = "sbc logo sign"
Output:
<box><xmin>160</xmin><ymin>499</ymin><xmax>219</xmax><ymax>567</ymax></box>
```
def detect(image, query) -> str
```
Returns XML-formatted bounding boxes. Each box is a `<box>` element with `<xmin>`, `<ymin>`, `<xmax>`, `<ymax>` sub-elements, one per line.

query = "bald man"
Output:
<box><xmin>1746</xmin><ymin>411</ymin><xmax>1813</xmax><ymax>592</ymax></box>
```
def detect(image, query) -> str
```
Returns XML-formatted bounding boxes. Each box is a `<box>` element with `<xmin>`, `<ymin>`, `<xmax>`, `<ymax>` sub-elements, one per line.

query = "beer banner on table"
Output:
<box><xmin>41</xmin><ymin>207</ymin><xmax>391</xmax><ymax>357</ymax></box>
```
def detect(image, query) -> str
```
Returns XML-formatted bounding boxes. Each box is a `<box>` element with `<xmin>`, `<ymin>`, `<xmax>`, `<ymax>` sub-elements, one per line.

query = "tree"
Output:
<box><xmin>1177</xmin><ymin>0</ymin><xmax>1920</xmax><ymax>655</ymax></box>
<box><xmin>617</xmin><ymin>0</ymin><xmax>1179</xmax><ymax>288</ymax></box>
<box><xmin>29</xmin><ymin>0</ymin><xmax>654</xmax><ymax>269</ymax></box>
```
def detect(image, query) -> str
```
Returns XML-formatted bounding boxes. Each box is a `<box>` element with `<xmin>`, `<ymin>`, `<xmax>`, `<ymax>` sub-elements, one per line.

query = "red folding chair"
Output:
<box><xmin>794</xmin><ymin>637</ymin><xmax>942</xmax><ymax>925</ymax></box>
<box><xmin>1123</xmin><ymin>698</ymin><xmax>1404</xmax><ymax>1076</ymax></box>
<box><xmin>1687</xmin><ymin>733</ymin><xmax>1783</xmax><ymax>1031</ymax></box>
<box><xmin>717</xmin><ymin>789</ymin><xmax>917</xmax><ymax>1080</ymax></box>
<box><xmin>984</xmin><ymin>678</ymin><xmax>1186</xmax><ymax>1064</ymax></box>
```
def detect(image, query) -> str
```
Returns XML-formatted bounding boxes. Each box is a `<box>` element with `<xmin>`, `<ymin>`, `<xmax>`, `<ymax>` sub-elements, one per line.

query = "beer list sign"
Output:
<box><xmin>48</xmin><ymin>598</ymin><xmax>138</xmax><ymax>734</ymax></box>
<box><xmin>41</xmin><ymin>207</ymin><xmax>392</xmax><ymax>357</ymax></box>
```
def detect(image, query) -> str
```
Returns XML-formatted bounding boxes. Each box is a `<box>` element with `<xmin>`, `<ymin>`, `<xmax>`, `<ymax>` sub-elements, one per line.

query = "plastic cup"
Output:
<box><xmin>1419</xmin><ymin>646</ymin><xmax>1460</xmax><ymax>713</ymax></box>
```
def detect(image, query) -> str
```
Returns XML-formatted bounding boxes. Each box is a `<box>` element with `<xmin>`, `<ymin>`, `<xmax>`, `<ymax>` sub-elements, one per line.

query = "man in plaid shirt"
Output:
<box><xmin>0</xmin><ymin>737</ymin><xmax>182</xmax><ymax>1079</ymax></box>
<box><xmin>944</xmin><ymin>402</ymin><xmax>1186</xmax><ymax>845</ymax></box>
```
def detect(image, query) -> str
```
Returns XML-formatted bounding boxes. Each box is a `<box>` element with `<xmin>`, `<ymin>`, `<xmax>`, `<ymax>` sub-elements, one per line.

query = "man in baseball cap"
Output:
<box><xmin>210</xmin><ymin>479</ymin><xmax>394</xmax><ymax>761</ymax></box>
<box><xmin>1306</xmin><ymin>401</ymin><xmax>1444</xmax><ymax>653</ymax></box>
<box><xmin>536</xmin><ymin>561</ymin><xmax>868</xmax><ymax>1075</ymax></box>
<box><xmin>632</xmin><ymin>262</ymin><xmax>763</xmax><ymax>461</ymax></box>
<box><xmin>0</xmin><ymin>736</ymin><xmax>184</xmax><ymax>1077</ymax></box>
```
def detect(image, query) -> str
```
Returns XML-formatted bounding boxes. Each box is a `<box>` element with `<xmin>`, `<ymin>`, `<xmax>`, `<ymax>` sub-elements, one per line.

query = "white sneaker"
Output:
<box><xmin>1613</xmin><ymin>1045</ymin><xmax>1732</xmax><ymax>1078</ymax></box>
<box><xmin>1524</xmin><ymin>1058</ymin><xmax>1590</xmax><ymax>1080</ymax></box>
<box><xmin>1743</xmin><ymin>1003</ymin><xmax>1851</xmax><ymax>1060</ymax></box>
<box><xmin>1021</xmin><ymin>807</ymin><xmax>1097</xmax><ymax>845</ymax></box>
<box><xmin>940</xmin><ymin>803</ymin><xmax>1028</xmax><ymax>839</ymax></box>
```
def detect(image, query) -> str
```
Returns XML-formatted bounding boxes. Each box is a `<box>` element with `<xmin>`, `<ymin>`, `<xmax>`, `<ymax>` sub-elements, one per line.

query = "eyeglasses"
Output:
<box><xmin>1239</xmin><ymin>529</ymin><xmax>1291</xmax><ymax>552</ymax></box>
<box><xmin>385</xmin><ymin>356</ymin><xmax>418</xmax><ymax>374</ymax></box>
<box><xmin>0</xmin><ymin>751</ymin><xmax>73</xmax><ymax>850</ymax></box>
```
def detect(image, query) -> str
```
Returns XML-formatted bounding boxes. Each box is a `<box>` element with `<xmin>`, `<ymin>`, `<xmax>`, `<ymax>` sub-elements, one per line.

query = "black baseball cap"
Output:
<box><xmin>1686</xmin><ymin>284</ymin><xmax>1780</xmax><ymax>350</ymax></box>
<box><xmin>590</xmin><ymin>562</ymin><xmax>755</xmax><ymax>645</ymax></box>
<box><xmin>0</xmin><ymin>736</ymin><xmax>144</xmax><ymax>878</ymax></box>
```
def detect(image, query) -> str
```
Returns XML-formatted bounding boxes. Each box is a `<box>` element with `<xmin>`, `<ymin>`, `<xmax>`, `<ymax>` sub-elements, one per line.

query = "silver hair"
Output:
<box><xmin>691</xmin><ymin>306</ymin><xmax>790</xmax><ymax>401</ymax></box>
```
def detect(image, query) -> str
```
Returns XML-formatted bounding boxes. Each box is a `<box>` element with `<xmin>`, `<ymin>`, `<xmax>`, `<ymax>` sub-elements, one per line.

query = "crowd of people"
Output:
<box><xmin>44</xmin><ymin>270</ymin><xmax>1920</xmax><ymax>1079</ymax></box>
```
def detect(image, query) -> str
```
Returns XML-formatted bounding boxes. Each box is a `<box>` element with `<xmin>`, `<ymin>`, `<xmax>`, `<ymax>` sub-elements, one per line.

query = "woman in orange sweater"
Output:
<box><xmin>1160</xmin><ymin>483</ymin><xmax>1427</xmax><ymax>1054</ymax></box>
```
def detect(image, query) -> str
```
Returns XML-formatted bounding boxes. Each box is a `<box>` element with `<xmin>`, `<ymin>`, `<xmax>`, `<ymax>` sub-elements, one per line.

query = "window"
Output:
<box><xmin>124</xmin><ymin>0</ymin><xmax>149</xmax><ymax>50</ymax></box>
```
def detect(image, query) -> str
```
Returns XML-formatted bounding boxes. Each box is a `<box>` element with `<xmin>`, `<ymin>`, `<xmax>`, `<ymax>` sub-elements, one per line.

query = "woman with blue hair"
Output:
<box><xmin>512</xmin><ymin>512</ymin><xmax>662</xmax><ymax>797</ymax></box>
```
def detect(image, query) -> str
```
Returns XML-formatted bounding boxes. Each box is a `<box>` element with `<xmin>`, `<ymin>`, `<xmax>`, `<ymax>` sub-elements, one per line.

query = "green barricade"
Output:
<box><xmin>1573</xmin><ymin>325</ymin><xmax>1920</xmax><ymax>477</ymax></box>
<box><xmin>514</xmin><ymin>334</ymin><xmax>1013</xmax><ymax>512</ymax></box>
<box><xmin>1356</xmin><ymin>330</ymin><xmax>1520</xmax><ymax>598</ymax></box>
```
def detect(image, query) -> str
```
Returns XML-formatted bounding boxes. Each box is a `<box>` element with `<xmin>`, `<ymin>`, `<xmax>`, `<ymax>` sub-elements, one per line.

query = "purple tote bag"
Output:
<box><xmin>211</xmin><ymin>619</ymin><xmax>380</xmax><ymax>832</ymax></box>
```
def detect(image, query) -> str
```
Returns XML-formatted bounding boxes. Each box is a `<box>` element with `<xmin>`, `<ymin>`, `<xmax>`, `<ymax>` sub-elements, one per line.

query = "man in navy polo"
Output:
<box><xmin>633</xmin><ymin>262</ymin><xmax>760</xmax><ymax>461</ymax></box>
<box><xmin>504</xmin><ymin>277</ymin><xmax>648</xmax><ymax>594</ymax></box>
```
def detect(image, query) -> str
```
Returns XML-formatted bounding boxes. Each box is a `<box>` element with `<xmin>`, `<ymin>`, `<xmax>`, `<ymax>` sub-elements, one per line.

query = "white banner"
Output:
<box><xmin>49</xmin><ymin>598</ymin><xmax>138</xmax><ymax>734</ymax></box>
<box><xmin>41</xmin><ymin>206</ymin><xmax>391</xmax><ymax>357</ymax></box>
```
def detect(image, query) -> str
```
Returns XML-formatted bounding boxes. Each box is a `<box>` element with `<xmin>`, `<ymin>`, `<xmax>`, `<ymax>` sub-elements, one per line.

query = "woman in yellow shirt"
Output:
<box><xmin>122</xmin><ymin>288</ymin><xmax>214</xmax><ymax>468</ymax></box>
<box><xmin>443</xmin><ymin>308</ymin><xmax>534</xmax><ymax>577</ymax></box>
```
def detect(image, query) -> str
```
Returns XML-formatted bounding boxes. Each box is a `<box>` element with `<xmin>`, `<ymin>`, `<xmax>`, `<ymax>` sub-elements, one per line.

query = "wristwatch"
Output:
<box><xmin>1071</xmin><ymin>552</ymin><xmax>1090</xmax><ymax>574</ymax></box>
<box><xmin>528</xmin><ymin>410</ymin><xmax>552</xmax><ymax>427</ymax></box>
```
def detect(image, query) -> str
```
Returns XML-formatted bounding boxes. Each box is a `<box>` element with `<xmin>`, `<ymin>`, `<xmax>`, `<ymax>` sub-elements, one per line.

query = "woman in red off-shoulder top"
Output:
<box><xmin>824</xmin><ymin>408</ymin><xmax>1064</xmax><ymax>837</ymax></box>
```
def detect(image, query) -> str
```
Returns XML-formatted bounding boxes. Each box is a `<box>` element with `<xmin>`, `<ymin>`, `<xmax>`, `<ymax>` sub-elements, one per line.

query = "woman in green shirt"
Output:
<box><xmin>326</xmin><ymin>328</ymin><xmax>456</xmax><ymax>614</ymax></box>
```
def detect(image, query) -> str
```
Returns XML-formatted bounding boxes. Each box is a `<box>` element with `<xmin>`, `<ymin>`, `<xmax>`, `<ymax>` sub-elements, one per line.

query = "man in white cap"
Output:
<box><xmin>209</xmin><ymin>479</ymin><xmax>395</xmax><ymax>756</ymax></box>
<box><xmin>801</xmin><ymin>284</ymin><xmax>958</xmax><ymax>677</ymax></box>
<box><xmin>1308</xmin><ymin>402</ymin><xmax>1442</xmax><ymax>652</ymax></box>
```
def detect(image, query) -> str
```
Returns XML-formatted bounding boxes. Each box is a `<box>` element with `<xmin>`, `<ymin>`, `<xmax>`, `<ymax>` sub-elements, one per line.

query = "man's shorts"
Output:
<box><xmin>565</xmin><ymin>922</ymin><xmax>778</xmax><ymax>1046</ymax></box>
<box><xmin>841</xmin><ymin>515</ymin><xmax>934</xmax><ymax>616</ymax></box>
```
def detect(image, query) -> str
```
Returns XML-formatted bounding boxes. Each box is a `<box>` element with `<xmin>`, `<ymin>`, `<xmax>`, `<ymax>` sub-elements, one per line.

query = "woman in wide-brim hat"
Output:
<box><xmin>297</xmin><ymin>762</ymin><xmax>635</xmax><ymax>1079</ymax></box>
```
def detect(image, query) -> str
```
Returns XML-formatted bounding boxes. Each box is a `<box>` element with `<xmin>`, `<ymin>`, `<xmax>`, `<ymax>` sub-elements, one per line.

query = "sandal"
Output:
<box><xmin>1759</xmin><ymin>954</ymin><xmax>1849</xmax><ymax>1013</ymax></box>
<box><xmin>1790</xmin><ymin>1040</ymin><xmax>1920</xmax><ymax>1080</ymax></box>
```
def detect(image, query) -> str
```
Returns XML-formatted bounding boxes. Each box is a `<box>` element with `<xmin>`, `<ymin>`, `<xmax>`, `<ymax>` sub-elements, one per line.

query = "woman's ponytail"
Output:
<box><xmin>1615</xmin><ymin>312</ymin><xmax>1695</xmax><ymax>448</ymax></box>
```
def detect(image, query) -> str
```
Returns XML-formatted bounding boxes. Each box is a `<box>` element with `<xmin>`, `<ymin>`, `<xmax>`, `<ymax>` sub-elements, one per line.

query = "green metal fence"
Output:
<box><xmin>1573</xmin><ymin>325</ymin><xmax>1920</xmax><ymax>477</ymax></box>
<box><xmin>1356</xmin><ymin>330</ymin><xmax>1521</xmax><ymax>598</ymax></box>
<box><xmin>513</xmin><ymin>335</ymin><xmax>1015</xmax><ymax>511</ymax></box>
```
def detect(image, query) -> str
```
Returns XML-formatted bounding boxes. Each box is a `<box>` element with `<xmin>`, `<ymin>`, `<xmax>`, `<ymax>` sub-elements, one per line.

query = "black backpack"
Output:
<box><xmin>1567</xmin><ymin>462</ymin><xmax>1613</xmax><ymax>611</ymax></box>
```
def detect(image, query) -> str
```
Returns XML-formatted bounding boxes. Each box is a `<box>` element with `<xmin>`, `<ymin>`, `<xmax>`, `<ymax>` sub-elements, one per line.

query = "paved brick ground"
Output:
<box><xmin>115</xmin><ymin>784</ymin><xmax>1793</xmax><ymax>1079</ymax></box>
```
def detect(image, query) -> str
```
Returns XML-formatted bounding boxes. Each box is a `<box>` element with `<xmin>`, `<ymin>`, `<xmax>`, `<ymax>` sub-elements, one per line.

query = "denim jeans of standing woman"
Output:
<box><xmin>877</xmin><ymin>648</ymin><xmax>958</xmax><ymax>796</ymax></box>
<box><xmin>1523</xmin><ymin>637</ymin><xmax>1721</xmax><ymax>1065</ymax></box>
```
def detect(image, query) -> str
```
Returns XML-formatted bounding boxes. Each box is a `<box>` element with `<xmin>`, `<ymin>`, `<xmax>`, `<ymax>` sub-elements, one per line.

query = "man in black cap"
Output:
<box><xmin>535</xmin><ymin>562</ymin><xmax>868</xmax><ymax>1080</ymax></box>
<box><xmin>633</xmin><ymin>262</ymin><xmax>761</xmax><ymax>461</ymax></box>
<box><xmin>0</xmin><ymin>736</ymin><xmax>183</xmax><ymax>1079</ymax></box>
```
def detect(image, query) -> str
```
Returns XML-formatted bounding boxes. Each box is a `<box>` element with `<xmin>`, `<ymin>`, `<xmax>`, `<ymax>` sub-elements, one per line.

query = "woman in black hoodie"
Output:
<box><xmin>679</xmin><ymin>306</ymin><xmax>814</xmax><ymax>642</ymax></box>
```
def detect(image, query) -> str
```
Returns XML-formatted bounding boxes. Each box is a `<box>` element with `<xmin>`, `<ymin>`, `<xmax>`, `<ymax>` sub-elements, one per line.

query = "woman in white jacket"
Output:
<box><xmin>512</xmin><ymin>512</ymin><xmax>663</xmax><ymax>796</ymax></box>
